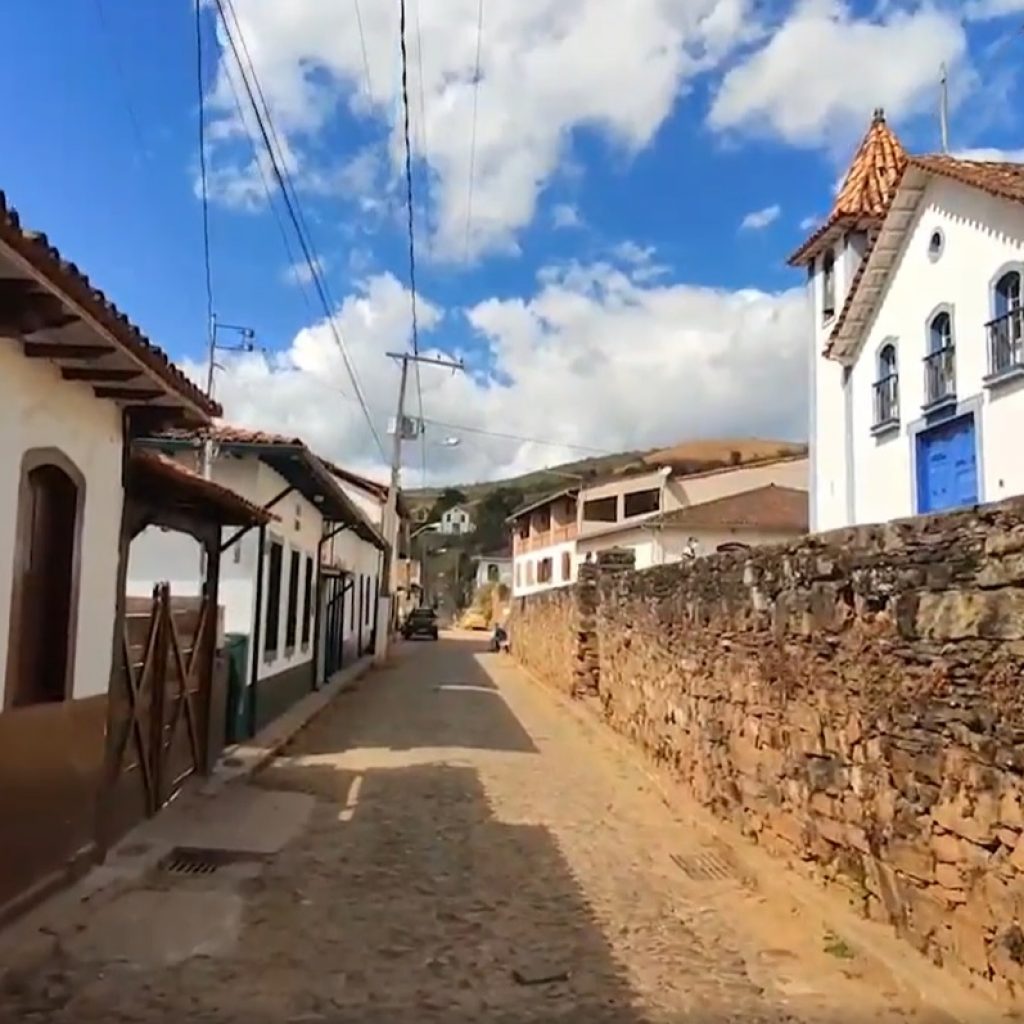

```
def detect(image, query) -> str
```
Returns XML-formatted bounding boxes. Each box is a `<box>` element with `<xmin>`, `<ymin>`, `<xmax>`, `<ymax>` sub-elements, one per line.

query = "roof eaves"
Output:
<box><xmin>506</xmin><ymin>486</ymin><xmax>578</xmax><ymax>522</ymax></box>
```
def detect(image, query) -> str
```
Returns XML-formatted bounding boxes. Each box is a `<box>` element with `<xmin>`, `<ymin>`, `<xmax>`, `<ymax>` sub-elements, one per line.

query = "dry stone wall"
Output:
<box><xmin>512</xmin><ymin>500</ymin><xmax>1024</xmax><ymax>996</ymax></box>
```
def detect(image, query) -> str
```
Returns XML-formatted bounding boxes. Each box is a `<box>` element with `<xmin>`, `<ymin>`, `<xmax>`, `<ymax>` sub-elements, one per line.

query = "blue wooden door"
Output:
<box><xmin>916</xmin><ymin>414</ymin><xmax>978</xmax><ymax>513</ymax></box>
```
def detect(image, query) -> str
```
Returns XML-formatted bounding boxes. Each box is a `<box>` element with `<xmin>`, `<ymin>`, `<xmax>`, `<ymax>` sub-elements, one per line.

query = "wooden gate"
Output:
<box><xmin>103</xmin><ymin>584</ymin><xmax>212</xmax><ymax>845</ymax></box>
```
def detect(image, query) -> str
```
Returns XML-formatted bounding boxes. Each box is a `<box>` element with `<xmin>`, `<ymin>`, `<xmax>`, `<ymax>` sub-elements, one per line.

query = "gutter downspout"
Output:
<box><xmin>247</xmin><ymin>521</ymin><xmax>267</xmax><ymax>739</ymax></box>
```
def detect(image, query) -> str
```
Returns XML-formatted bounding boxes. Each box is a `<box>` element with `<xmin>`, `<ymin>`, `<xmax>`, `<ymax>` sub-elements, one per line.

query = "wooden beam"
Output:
<box><xmin>93</xmin><ymin>386</ymin><xmax>165</xmax><ymax>402</ymax></box>
<box><xmin>23</xmin><ymin>341</ymin><xmax>115</xmax><ymax>360</ymax></box>
<box><xmin>61</xmin><ymin>366</ymin><xmax>143</xmax><ymax>383</ymax></box>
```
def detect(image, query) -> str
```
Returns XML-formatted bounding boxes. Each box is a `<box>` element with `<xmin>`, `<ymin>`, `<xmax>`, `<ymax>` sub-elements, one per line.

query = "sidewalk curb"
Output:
<box><xmin>202</xmin><ymin>655</ymin><xmax>375</xmax><ymax>794</ymax></box>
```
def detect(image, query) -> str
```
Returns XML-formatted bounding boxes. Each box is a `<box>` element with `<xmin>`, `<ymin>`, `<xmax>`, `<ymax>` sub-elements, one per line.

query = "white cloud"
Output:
<box><xmin>954</xmin><ymin>146</ymin><xmax>1024</xmax><ymax>162</ymax></box>
<box><xmin>799</xmin><ymin>215</ymin><xmax>818</xmax><ymax>231</ymax></box>
<box><xmin>965</xmin><ymin>0</ymin><xmax>1024</xmax><ymax>19</ymax></box>
<box><xmin>195</xmin><ymin>264</ymin><xmax>808</xmax><ymax>484</ymax></box>
<box><xmin>551</xmin><ymin>203</ymin><xmax>583</xmax><ymax>229</ymax></box>
<box><xmin>283</xmin><ymin>256</ymin><xmax>326</xmax><ymax>287</ymax></box>
<box><xmin>740</xmin><ymin>204</ymin><xmax>781</xmax><ymax>230</ymax></box>
<box><xmin>709</xmin><ymin>0</ymin><xmax>970</xmax><ymax>148</ymax></box>
<box><xmin>204</xmin><ymin>0</ymin><xmax>763</xmax><ymax>261</ymax></box>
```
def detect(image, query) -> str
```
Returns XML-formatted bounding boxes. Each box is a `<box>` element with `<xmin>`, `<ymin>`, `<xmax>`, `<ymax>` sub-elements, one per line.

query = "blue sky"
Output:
<box><xmin>4</xmin><ymin>0</ymin><xmax>1024</xmax><ymax>480</ymax></box>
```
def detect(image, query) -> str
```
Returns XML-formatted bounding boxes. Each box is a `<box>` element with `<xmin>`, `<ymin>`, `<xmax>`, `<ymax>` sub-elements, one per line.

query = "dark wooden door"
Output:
<box><xmin>10</xmin><ymin>465</ymin><xmax>78</xmax><ymax>708</ymax></box>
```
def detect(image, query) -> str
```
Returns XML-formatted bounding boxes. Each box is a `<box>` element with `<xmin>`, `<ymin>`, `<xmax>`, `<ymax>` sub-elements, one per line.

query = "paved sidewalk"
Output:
<box><xmin>0</xmin><ymin>637</ymin><xmax>990</xmax><ymax>1023</ymax></box>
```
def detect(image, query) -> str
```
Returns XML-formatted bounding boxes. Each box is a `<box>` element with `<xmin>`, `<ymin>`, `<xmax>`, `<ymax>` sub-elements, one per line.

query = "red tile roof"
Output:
<box><xmin>130</xmin><ymin>449</ymin><xmax>273</xmax><ymax>525</ymax></box>
<box><xmin>647</xmin><ymin>485</ymin><xmax>808</xmax><ymax>533</ymax></box>
<box><xmin>789</xmin><ymin>109</ymin><xmax>907</xmax><ymax>266</ymax></box>
<box><xmin>0</xmin><ymin>192</ymin><xmax>219</xmax><ymax>419</ymax></box>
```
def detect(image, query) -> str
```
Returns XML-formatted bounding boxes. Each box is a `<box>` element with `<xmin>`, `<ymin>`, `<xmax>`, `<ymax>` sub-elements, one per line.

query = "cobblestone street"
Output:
<box><xmin>1</xmin><ymin>637</ymin><xmax>979</xmax><ymax>1023</ymax></box>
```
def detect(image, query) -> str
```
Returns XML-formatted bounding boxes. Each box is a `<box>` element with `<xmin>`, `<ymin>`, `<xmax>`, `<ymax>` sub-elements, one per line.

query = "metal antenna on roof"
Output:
<box><xmin>939</xmin><ymin>63</ymin><xmax>950</xmax><ymax>154</ymax></box>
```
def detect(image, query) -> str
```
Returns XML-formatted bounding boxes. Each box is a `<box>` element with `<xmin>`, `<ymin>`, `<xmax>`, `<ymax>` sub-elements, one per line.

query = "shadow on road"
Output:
<box><xmin>240</xmin><ymin>761</ymin><xmax>648</xmax><ymax>1023</ymax></box>
<box><xmin>292</xmin><ymin>636</ymin><xmax>538</xmax><ymax>755</ymax></box>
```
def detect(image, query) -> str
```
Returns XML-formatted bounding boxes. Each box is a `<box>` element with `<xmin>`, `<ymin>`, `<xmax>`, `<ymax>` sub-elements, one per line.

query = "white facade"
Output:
<box><xmin>475</xmin><ymin>556</ymin><xmax>512</xmax><ymax>590</ymax></box>
<box><xmin>513</xmin><ymin>538</ymin><xmax>578</xmax><ymax>597</ymax></box>
<box><xmin>0</xmin><ymin>344</ymin><xmax>124</xmax><ymax>703</ymax></box>
<box><xmin>127</xmin><ymin>451</ymin><xmax>327</xmax><ymax>690</ymax></box>
<box><xmin>440</xmin><ymin>505</ymin><xmax>473</xmax><ymax>536</ymax></box>
<box><xmin>812</xmin><ymin>175</ymin><xmax>1024</xmax><ymax>527</ymax></box>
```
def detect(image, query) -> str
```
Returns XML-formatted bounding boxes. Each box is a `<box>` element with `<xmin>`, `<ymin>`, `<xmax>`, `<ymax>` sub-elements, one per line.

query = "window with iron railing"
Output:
<box><xmin>873</xmin><ymin>343</ymin><xmax>899</xmax><ymax>429</ymax></box>
<box><xmin>924</xmin><ymin>312</ymin><xmax>956</xmax><ymax>407</ymax></box>
<box><xmin>988</xmin><ymin>270</ymin><xmax>1024</xmax><ymax>379</ymax></box>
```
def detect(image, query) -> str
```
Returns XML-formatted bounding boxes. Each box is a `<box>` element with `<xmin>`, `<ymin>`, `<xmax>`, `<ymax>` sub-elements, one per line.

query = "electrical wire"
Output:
<box><xmin>93</xmin><ymin>0</ymin><xmax>148</xmax><ymax>162</ymax></box>
<box><xmin>352</xmin><ymin>0</ymin><xmax>375</xmax><ymax>103</ymax></box>
<box><xmin>463</xmin><ymin>0</ymin><xmax>485</xmax><ymax>261</ymax></box>
<box><xmin>399</xmin><ymin>0</ymin><xmax>428</xmax><ymax>487</ymax></box>
<box><xmin>220</xmin><ymin>55</ymin><xmax>316</xmax><ymax>322</ymax></box>
<box><xmin>214</xmin><ymin>0</ymin><xmax>387</xmax><ymax>461</ymax></box>
<box><xmin>195</xmin><ymin>0</ymin><xmax>215</xmax><ymax>357</ymax></box>
<box><xmin>413</xmin><ymin>0</ymin><xmax>431</xmax><ymax>208</ymax></box>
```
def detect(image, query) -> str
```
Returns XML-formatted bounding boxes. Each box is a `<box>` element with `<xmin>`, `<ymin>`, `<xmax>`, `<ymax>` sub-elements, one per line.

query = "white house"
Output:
<box><xmin>474</xmin><ymin>553</ymin><xmax>513</xmax><ymax>591</ymax></box>
<box><xmin>440</xmin><ymin>504</ymin><xmax>474</xmax><ymax>536</ymax></box>
<box><xmin>0</xmin><ymin>191</ymin><xmax>268</xmax><ymax>919</ymax></box>
<box><xmin>794</xmin><ymin>109</ymin><xmax>1024</xmax><ymax>528</ymax></box>
<box><xmin>577</xmin><ymin>485</ymin><xmax>808</xmax><ymax>565</ymax></box>
<box><xmin>510</xmin><ymin>488</ymin><xmax>579</xmax><ymax>597</ymax></box>
<box><xmin>130</xmin><ymin>427</ymin><xmax>384</xmax><ymax>738</ymax></box>
<box><xmin>575</xmin><ymin>454</ymin><xmax>808</xmax><ymax>569</ymax></box>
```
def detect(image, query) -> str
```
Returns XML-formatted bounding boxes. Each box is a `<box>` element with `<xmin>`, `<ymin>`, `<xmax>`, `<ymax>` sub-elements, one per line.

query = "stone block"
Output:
<box><xmin>950</xmin><ymin>908</ymin><xmax>991</xmax><ymax>975</ymax></box>
<box><xmin>933</xmin><ymin>791</ymin><xmax>999</xmax><ymax>845</ymax></box>
<box><xmin>916</xmin><ymin>589</ymin><xmax>1024</xmax><ymax>641</ymax></box>
<box><xmin>931</xmin><ymin>832</ymin><xmax>962</xmax><ymax>863</ymax></box>
<box><xmin>936</xmin><ymin>861</ymin><xmax>966</xmax><ymax>890</ymax></box>
<box><xmin>887</xmin><ymin>839</ymin><xmax>934</xmax><ymax>882</ymax></box>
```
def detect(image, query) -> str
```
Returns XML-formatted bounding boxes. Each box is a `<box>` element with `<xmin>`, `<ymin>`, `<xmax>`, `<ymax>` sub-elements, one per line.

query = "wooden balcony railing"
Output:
<box><xmin>514</xmin><ymin>523</ymin><xmax>578</xmax><ymax>554</ymax></box>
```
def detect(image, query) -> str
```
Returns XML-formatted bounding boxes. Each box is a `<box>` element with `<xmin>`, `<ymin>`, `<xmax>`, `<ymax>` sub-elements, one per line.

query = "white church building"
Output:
<box><xmin>793</xmin><ymin>109</ymin><xmax>1024</xmax><ymax>530</ymax></box>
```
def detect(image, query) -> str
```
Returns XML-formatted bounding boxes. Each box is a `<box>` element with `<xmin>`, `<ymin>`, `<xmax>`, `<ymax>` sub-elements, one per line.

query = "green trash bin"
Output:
<box><xmin>224</xmin><ymin>633</ymin><xmax>251</xmax><ymax>745</ymax></box>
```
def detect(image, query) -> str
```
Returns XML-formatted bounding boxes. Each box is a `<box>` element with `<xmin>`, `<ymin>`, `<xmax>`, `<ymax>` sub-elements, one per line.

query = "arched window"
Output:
<box><xmin>874</xmin><ymin>342</ymin><xmax>899</xmax><ymax>427</ymax></box>
<box><xmin>6</xmin><ymin>455</ymin><xmax>83</xmax><ymax>708</ymax></box>
<box><xmin>822</xmin><ymin>249</ymin><xmax>836</xmax><ymax>320</ymax></box>
<box><xmin>996</xmin><ymin>270</ymin><xmax>1021</xmax><ymax>318</ymax></box>
<box><xmin>925</xmin><ymin>310</ymin><xmax>956</xmax><ymax>405</ymax></box>
<box><xmin>990</xmin><ymin>270</ymin><xmax>1024</xmax><ymax>376</ymax></box>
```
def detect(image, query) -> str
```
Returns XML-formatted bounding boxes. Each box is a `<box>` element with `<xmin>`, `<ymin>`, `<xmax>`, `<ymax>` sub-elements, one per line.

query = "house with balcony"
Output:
<box><xmin>575</xmin><ymin>454</ymin><xmax>808</xmax><ymax>569</ymax></box>
<box><xmin>794</xmin><ymin>108</ymin><xmax>1024</xmax><ymax>528</ymax></box>
<box><xmin>509</xmin><ymin>488</ymin><xmax>579</xmax><ymax>597</ymax></box>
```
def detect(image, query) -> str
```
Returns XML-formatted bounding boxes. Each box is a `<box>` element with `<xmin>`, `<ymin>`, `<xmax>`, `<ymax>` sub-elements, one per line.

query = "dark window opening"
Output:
<box><xmin>535</xmin><ymin>507</ymin><xmax>551</xmax><ymax>531</ymax></box>
<box><xmin>874</xmin><ymin>342</ymin><xmax>899</xmax><ymax>427</ymax></box>
<box><xmin>516</xmin><ymin>518</ymin><xmax>529</xmax><ymax>539</ymax></box>
<box><xmin>487</xmin><ymin>563</ymin><xmax>500</xmax><ymax>582</ymax></box>
<box><xmin>990</xmin><ymin>271</ymin><xmax>1024</xmax><ymax>376</ymax></box>
<box><xmin>349</xmin><ymin>576</ymin><xmax>356</xmax><ymax>630</ymax></box>
<box><xmin>583</xmin><ymin>496</ymin><xmax>617</xmax><ymax>523</ymax></box>
<box><xmin>822</xmin><ymin>249</ymin><xmax>835</xmax><ymax>319</ymax></box>
<box><xmin>925</xmin><ymin>311</ymin><xmax>956</xmax><ymax>406</ymax></box>
<box><xmin>623</xmin><ymin>488</ymin><xmax>660</xmax><ymax>518</ymax></box>
<box><xmin>365</xmin><ymin>576</ymin><xmax>372</xmax><ymax>624</ymax></box>
<box><xmin>265</xmin><ymin>541</ymin><xmax>283</xmax><ymax>658</ymax></box>
<box><xmin>8</xmin><ymin>461</ymin><xmax>80</xmax><ymax>707</ymax></box>
<box><xmin>537</xmin><ymin>558</ymin><xmax>553</xmax><ymax>584</ymax></box>
<box><xmin>301</xmin><ymin>556</ymin><xmax>314</xmax><ymax>647</ymax></box>
<box><xmin>285</xmin><ymin>550</ymin><xmax>300</xmax><ymax>650</ymax></box>
<box><xmin>561</xmin><ymin>551</ymin><xmax>572</xmax><ymax>582</ymax></box>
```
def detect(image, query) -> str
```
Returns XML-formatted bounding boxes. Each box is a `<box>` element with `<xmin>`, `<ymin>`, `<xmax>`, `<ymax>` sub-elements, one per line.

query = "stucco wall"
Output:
<box><xmin>513</xmin><ymin>498</ymin><xmax>1024</xmax><ymax>996</ymax></box>
<box><xmin>844</xmin><ymin>178</ymin><xmax>1024</xmax><ymax>525</ymax></box>
<box><xmin>512</xmin><ymin>539</ymin><xmax>578</xmax><ymax>597</ymax></box>
<box><xmin>0</xmin><ymin>344</ymin><xmax>124</xmax><ymax>702</ymax></box>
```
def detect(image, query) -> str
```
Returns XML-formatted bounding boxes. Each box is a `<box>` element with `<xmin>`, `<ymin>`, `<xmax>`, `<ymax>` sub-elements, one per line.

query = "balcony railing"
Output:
<box><xmin>923</xmin><ymin>345</ymin><xmax>956</xmax><ymax>409</ymax></box>
<box><xmin>986</xmin><ymin>307</ymin><xmax>1024</xmax><ymax>379</ymax></box>
<box><xmin>872</xmin><ymin>374</ymin><xmax>899</xmax><ymax>430</ymax></box>
<box><xmin>513</xmin><ymin>523</ymin><xmax>578</xmax><ymax>554</ymax></box>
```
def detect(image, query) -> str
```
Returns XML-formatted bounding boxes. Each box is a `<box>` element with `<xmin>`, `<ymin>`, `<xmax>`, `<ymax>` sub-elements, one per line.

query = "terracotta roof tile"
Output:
<box><xmin>789</xmin><ymin>109</ymin><xmax>907</xmax><ymax>266</ymax></box>
<box><xmin>130</xmin><ymin>449</ymin><xmax>272</xmax><ymax>525</ymax></box>
<box><xmin>0</xmin><ymin>192</ymin><xmax>219</xmax><ymax>419</ymax></box>
<box><xmin>646</xmin><ymin>485</ymin><xmax>808</xmax><ymax>533</ymax></box>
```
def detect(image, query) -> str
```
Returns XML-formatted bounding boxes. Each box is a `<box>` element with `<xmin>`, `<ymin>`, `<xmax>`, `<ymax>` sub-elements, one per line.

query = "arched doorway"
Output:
<box><xmin>6</xmin><ymin>453</ymin><xmax>83</xmax><ymax>709</ymax></box>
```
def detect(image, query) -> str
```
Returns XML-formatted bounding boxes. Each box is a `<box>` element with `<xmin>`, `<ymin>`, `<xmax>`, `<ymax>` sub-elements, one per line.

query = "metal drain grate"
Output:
<box><xmin>670</xmin><ymin>848</ymin><xmax>736</xmax><ymax>882</ymax></box>
<box><xmin>158</xmin><ymin>846</ymin><xmax>267</xmax><ymax>876</ymax></box>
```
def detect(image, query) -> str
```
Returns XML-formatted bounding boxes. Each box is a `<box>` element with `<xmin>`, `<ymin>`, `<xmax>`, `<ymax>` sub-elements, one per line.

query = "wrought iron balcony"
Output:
<box><xmin>923</xmin><ymin>346</ymin><xmax>956</xmax><ymax>409</ymax></box>
<box><xmin>986</xmin><ymin>307</ymin><xmax>1024</xmax><ymax>380</ymax></box>
<box><xmin>872</xmin><ymin>374</ymin><xmax>899</xmax><ymax>431</ymax></box>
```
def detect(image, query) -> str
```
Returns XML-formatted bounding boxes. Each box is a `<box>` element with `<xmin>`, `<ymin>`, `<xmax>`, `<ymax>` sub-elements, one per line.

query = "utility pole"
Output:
<box><xmin>377</xmin><ymin>350</ymin><xmax>463</xmax><ymax>661</ymax></box>
<box><xmin>202</xmin><ymin>314</ymin><xmax>258</xmax><ymax>479</ymax></box>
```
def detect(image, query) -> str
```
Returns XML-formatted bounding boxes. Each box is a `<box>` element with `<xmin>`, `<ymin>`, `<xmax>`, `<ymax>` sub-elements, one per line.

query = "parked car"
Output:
<box><xmin>402</xmin><ymin>607</ymin><xmax>439</xmax><ymax>641</ymax></box>
<box><xmin>459</xmin><ymin>608</ymin><xmax>490</xmax><ymax>631</ymax></box>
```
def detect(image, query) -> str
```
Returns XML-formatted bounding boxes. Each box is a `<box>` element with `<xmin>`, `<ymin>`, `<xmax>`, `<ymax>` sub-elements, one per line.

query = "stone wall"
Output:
<box><xmin>512</xmin><ymin>502</ymin><xmax>1024</xmax><ymax>997</ymax></box>
<box><xmin>511</xmin><ymin>586</ymin><xmax>576</xmax><ymax>695</ymax></box>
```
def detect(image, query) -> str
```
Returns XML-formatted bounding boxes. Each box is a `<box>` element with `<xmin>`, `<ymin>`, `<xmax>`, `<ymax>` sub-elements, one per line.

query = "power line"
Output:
<box><xmin>399</xmin><ymin>0</ymin><xmax>428</xmax><ymax>486</ymax></box>
<box><xmin>220</xmin><ymin>54</ymin><xmax>316</xmax><ymax>321</ymax></box>
<box><xmin>195</xmin><ymin>0</ymin><xmax>215</xmax><ymax>350</ymax></box>
<box><xmin>92</xmin><ymin>0</ymin><xmax>148</xmax><ymax>162</ymax></box>
<box><xmin>214</xmin><ymin>0</ymin><xmax>387</xmax><ymax>461</ymax></box>
<box><xmin>352</xmin><ymin>0</ymin><xmax>375</xmax><ymax>103</ymax></box>
<box><xmin>413</xmin><ymin>0</ymin><xmax>431</xmax><ymax>208</ymax></box>
<box><xmin>463</xmin><ymin>0</ymin><xmax>485</xmax><ymax>261</ymax></box>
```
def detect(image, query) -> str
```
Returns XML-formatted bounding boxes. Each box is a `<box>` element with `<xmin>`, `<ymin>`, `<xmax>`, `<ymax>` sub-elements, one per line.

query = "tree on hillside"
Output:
<box><xmin>470</xmin><ymin>486</ymin><xmax>524</xmax><ymax>553</ymax></box>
